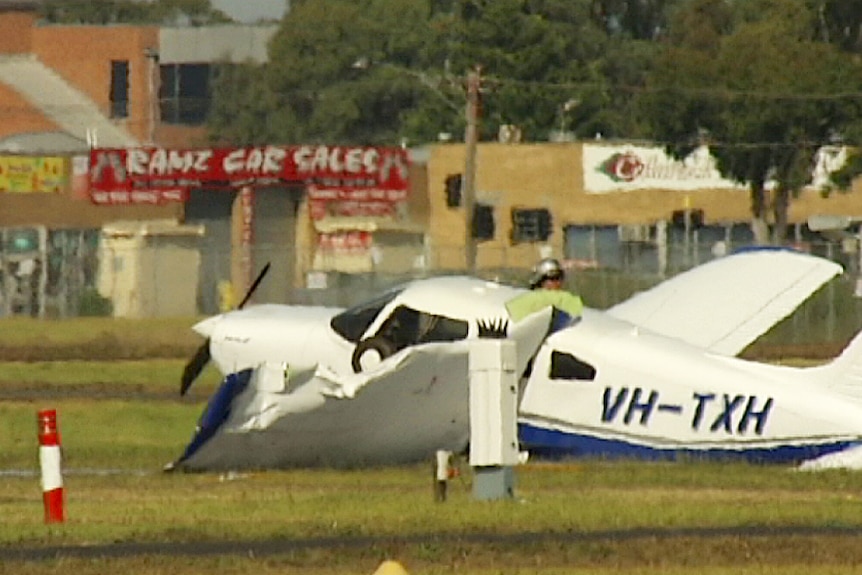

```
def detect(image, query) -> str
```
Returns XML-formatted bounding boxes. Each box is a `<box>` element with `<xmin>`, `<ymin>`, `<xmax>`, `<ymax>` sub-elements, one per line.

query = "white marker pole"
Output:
<box><xmin>469</xmin><ymin>338</ymin><xmax>520</xmax><ymax>500</ymax></box>
<box><xmin>434</xmin><ymin>449</ymin><xmax>451</xmax><ymax>502</ymax></box>
<box><xmin>37</xmin><ymin>409</ymin><xmax>64</xmax><ymax>523</ymax></box>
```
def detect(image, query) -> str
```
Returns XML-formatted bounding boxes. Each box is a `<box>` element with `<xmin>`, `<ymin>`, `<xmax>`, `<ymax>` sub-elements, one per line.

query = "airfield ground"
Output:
<box><xmin>2</xmin><ymin>317</ymin><xmax>862</xmax><ymax>574</ymax></box>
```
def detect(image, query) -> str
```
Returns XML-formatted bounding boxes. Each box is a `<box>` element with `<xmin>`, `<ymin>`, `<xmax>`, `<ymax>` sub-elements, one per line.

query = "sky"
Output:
<box><xmin>210</xmin><ymin>0</ymin><xmax>288</xmax><ymax>23</ymax></box>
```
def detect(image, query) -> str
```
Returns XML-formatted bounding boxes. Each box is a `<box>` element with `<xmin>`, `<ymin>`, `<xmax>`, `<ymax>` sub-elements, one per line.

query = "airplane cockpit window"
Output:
<box><xmin>374</xmin><ymin>305</ymin><xmax>468</xmax><ymax>352</ymax></box>
<box><xmin>549</xmin><ymin>350</ymin><xmax>596</xmax><ymax>381</ymax></box>
<box><xmin>330</xmin><ymin>287</ymin><xmax>405</xmax><ymax>343</ymax></box>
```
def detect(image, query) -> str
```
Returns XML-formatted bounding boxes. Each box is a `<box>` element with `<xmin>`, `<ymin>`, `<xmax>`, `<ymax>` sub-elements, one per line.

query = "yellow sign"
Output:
<box><xmin>0</xmin><ymin>156</ymin><xmax>67</xmax><ymax>193</ymax></box>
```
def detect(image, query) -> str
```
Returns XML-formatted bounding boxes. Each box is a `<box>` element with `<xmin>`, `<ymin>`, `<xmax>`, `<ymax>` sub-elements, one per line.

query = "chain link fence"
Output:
<box><xmin>2</xmin><ymin>228</ymin><xmax>862</xmax><ymax>348</ymax></box>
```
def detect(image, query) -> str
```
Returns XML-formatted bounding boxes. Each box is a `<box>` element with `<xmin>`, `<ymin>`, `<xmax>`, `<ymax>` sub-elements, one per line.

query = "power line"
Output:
<box><xmin>485</xmin><ymin>75</ymin><xmax>862</xmax><ymax>102</ymax></box>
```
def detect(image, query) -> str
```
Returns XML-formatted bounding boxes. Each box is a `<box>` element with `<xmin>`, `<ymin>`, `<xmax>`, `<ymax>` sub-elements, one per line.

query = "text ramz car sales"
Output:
<box><xmin>88</xmin><ymin>146</ymin><xmax>410</xmax><ymax>210</ymax></box>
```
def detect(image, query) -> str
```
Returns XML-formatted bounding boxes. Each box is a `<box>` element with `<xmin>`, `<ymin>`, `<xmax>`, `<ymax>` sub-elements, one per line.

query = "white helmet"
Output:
<box><xmin>529</xmin><ymin>258</ymin><xmax>564</xmax><ymax>289</ymax></box>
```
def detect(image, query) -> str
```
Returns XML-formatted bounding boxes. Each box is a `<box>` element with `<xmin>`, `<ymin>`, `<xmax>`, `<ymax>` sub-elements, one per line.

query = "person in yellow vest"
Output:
<box><xmin>529</xmin><ymin>257</ymin><xmax>567</xmax><ymax>291</ymax></box>
<box><xmin>506</xmin><ymin>258</ymin><xmax>583</xmax><ymax>332</ymax></box>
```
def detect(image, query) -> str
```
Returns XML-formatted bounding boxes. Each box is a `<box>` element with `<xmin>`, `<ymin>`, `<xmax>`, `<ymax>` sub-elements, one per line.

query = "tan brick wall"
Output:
<box><xmin>427</xmin><ymin>142</ymin><xmax>862</xmax><ymax>270</ymax></box>
<box><xmin>0</xmin><ymin>11</ymin><xmax>34</xmax><ymax>53</ymax></box>
<box><xmin>429</xmin><ymin>143</ymin><xmax>584</xmax><ymax>270</ymax></box>
<box><xmin>32</xmin><ymin>25</ymin><xmax>159</xmax><ymax>143</ymax></box>
<box><xmin>405</xmin><ymin>161</ymin><xmax>429</xmax><ymax>227</ymax></box>
<box><xmin>0</xmin><ymin>192</ymin><xmax>182</xmax><ymax>229</ymax></box>
<box><xmin>790</xmin><ymin>184</ymin><xmax>862</xmax><ymax>221</ymax></box>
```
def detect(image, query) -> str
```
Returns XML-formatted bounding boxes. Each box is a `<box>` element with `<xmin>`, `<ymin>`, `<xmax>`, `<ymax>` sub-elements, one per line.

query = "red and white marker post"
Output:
<box><xmin>37</xmin><ymin>409</ymin><xmax>64</xmax><ymax>523</ymax></box>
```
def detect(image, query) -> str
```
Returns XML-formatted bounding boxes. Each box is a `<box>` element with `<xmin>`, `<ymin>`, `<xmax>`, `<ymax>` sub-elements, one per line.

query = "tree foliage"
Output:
<box><xmin>207</xmin><ymin>63</ymin><xmax>294</xmax><ymax>146</ymax></box>
<box><xmin>591</xmin><ymin>0</ymin><xmax>673</xmax><ymax>39</ymax></box>
<box><xmin>640</xmin><ymin>0</ymin><xmax>862</xmax><ymax>242</ymax></box>
<box><xmin>245</xmin><ymin>0</ymin><xmax>443</xmax><ymax>145</ymax></box>
<box><xmin>808</xmin><ymin>0</ymin><xmax>862</xmax><ymax>52</ymax></box>
<box><xmin>208</xmin><ymin>0</ymin><xmax>678</xmax><ymax>145</ymax></box>
<box><xmin>41</xmin><ymin>0</ymin><xmax>231</xmax><ymax>25</ymax></box>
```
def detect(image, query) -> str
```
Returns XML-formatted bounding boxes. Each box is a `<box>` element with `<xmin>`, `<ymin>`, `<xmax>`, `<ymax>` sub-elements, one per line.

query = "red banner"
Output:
<box><xmin>309</xmin><ymin>199</ymin><xmax>398</xmax><ymax>219</ymax></box>
<box><xmin>317</xmin><ymin>230</ymin><xmax>373</xmax><ymax>255</ymax></box>
<box><xmin>89</xmin><ymin>188</ymin><xmax>188</xmax><ymax>205</ymax></box>
<box><xmin>239</xmin><ymin>186</ymin><xmax>254</xmax><ymax>289</ymax></box>
<box><xmin>88</xmin><ymin>145</ymin><xmax>410</xmax><ymax>207</ymax></box>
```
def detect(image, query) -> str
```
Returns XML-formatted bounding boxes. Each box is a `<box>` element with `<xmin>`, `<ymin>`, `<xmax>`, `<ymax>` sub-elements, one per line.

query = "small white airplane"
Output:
<box><xmin>169</xmin><ymin>247</ymin><xmax>862</xmax><ymax>472</ymax></box>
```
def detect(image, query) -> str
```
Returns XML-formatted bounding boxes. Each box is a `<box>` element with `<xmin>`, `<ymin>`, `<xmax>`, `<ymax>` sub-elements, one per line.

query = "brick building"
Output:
<box><xmin>0</xmin><ymin>0</ymin><xmax>276</xmax><ymax>230</ymax></box>
<box><xmin>425</xmin><ymin>141</ymin><xmax>862</xmax><ymax>274</ymax></box>
<box><xmin>0</xmin><ymin>0</ymin><xmax>280</xmax><ymax>316</ymax></box>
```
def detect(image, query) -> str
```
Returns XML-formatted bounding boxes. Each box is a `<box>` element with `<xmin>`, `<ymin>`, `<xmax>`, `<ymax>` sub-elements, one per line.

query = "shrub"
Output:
<box><xmin>78</xmin><ymin>288</ymin><xmax>113</xmax><ymax>317</ymax></box>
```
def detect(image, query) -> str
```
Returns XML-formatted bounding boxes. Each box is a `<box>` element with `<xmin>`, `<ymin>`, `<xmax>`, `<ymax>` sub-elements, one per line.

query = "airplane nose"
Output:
<box><xmin>192</xmin><ymin>315</ymin><xmax>222</xmax><ymax>338</ymax></box>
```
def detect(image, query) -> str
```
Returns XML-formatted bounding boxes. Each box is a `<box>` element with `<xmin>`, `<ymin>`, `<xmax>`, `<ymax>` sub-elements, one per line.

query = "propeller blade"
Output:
<box><xmin>181</xmin><ymin>339</ymin><xmax>211</xmax><ymax>396</ymax></box>
<box><xmin>237</xmin><ymin>262</ymin><xmax>271</xmax><ymax>309</ymax></box>
<box><xmin>179</xmin><ymin>262</ymin><xmax>271</xmax><ymax>396</ymax></box>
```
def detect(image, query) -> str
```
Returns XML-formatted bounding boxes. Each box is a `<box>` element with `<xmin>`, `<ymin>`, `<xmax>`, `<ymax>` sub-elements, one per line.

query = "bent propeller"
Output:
<box><xmin>180</xmin><ymin>262</ymin><xmax>271</xmax><ymax>396</ymax></box>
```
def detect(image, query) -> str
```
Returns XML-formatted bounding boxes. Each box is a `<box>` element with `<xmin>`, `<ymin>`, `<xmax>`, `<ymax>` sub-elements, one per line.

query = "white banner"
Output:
<box><xmin>584</xmin><ymin>144</ymin><xmax>743</xmax><ymax>193</ymax></box>
<box><xmin>583</xmin><ymin>143</ymin><xmax>847</xmax><ymax>194</ymax></box>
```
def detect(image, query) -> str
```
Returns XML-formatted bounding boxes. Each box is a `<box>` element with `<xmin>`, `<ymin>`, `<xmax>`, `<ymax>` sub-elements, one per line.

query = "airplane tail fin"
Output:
<box><xmin>807</xmin><ymin>328</ymin><xmax>862</xmax><ymax>402</ymax></box>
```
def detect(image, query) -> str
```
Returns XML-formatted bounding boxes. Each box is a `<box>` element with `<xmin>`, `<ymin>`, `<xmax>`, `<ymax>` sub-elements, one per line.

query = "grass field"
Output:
<box><xmin>3</xmin><ymin>317</ymin><xmax>862</xmax><ymax>574</ymax></box>
<box><xmin>0</xmin><ymin>316</ymin><xmax>201</xmax><ymax>360</ymax></box>
<box><xmin>4</xmin><ymin>460</ymin><xmax>862</xmax><ymax>574</ymax></box>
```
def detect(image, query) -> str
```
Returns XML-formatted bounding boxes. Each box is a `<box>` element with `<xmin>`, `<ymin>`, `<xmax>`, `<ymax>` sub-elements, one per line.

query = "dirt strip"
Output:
<box><xmin>4</xmin><ymin>525</ymin><xmax>862</xmax><ymax>562</ymax></box>
<box><xmin>0</xmin><ymin>382</ymin><xmax>206</xmax><ymax>402</ymax></box>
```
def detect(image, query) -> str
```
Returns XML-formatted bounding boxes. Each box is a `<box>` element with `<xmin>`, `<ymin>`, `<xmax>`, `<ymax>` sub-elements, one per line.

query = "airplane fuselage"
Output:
<box><xmin>178</xmin><ymin>307</ymin><xmax>862</xmax><ymax>470</ymax></box>
<box><xmin>173</xmin><ymin>255</ymin><xmax>862</xmax><ymax>471</ymax></box>
<box><xmin>177</xmin><ymin>347</ymin><xmax>472</xmax><ymax>469</ymax></box>
<box><xmin>519</xmin><ymin>311</ymin><xmax>862</xmax><ymax>463</ymax></box>
<box><xmin>199</xmin><ymin>304</ymin><xmax>348</xmax><ymax>376</ymax></box>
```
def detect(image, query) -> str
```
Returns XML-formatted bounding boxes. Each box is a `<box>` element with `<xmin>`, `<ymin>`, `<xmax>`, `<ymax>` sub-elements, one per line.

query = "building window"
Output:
<box><xmin>472</xmin><ymin>203</ymin><xmax>495</xmax><ymax>241</ymax></box>
<box><xmin>565</xmin><ymin>224</ymin><xmax>621</xmax><ymax>270</ymax></box>
<box><xmin>110</xmin><ymin>60</ymin><xmax>129</xmax><ymax>119</ymax></box>
<box><xmin>160</xmin><ymin>63</ymin><xmax>212</xmax><ymax>125</ymax></box>
<box><xmin>444</xmin><ymin>173</ymin><xmax>462</xmax><ymax>207</ymax></box>
<box><xmin>511</xmin><ymin>207</ymin><xmax>552</xmax><ymax>243</ymax></box>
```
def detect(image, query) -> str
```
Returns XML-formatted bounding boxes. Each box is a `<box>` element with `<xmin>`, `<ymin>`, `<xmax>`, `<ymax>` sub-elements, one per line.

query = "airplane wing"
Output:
<box><xmin>798</xmin><ymin>444</ymin><xmax>862</xmax><ymax>471</ymax></box>
<box><xmin>605</xmin><ymin>248</ymin><xmax>843</xmax><ymax>356</ymax></box>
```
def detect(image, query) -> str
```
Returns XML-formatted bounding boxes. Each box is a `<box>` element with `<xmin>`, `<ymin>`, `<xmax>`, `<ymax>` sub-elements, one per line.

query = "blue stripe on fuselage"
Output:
<box><xmin>518</xmin><ymin>423</ymin><xmax>856</xmax><ymax>464</ymax></box>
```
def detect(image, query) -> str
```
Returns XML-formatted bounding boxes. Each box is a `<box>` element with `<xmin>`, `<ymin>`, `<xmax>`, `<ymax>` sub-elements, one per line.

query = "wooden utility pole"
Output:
<box><xmin>463</xmin><ymin>65</ymin><xmax>481</xmax><ymax>274</ymax></box>
<box><xmin>144</xmin><ymin>47</ymin><xmax>159</xmax><ymax>145</ymax></box>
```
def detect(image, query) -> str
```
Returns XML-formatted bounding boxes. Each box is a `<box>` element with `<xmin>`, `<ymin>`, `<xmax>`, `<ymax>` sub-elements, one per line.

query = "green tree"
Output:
<box><xmin>41</xmin><ymin>0</ymin><xmax>231</xmax><ymax>25</ymax></box>
<box><xmin>253</xmin><ymin>0</ymin><xmax>444</xmax><ymax>145</ymax></box>
<box><xmin>591</xmin><ymin>0</ymin><xmax>674</xmax><ymax>39</ymax></box>
<box><xmin>208</xmin><ymin>0</ymin><xmax>674</xmax><ymax>145</ymax></box>
<box><xmin>807</xmin><ymin>0</ymin><xmax>862</xmax><ymax>52</ymax></box>
<box><xmin>433</xmin><ymin>0</ymin><xmax>662</xmax><ymax>142</ymax></box>
<box><xmin>641</xmin><ymin>0</ymin><xmax>862</xmax><ymax>243</ymax></box>
<box><xmin>207</xmin><ymin>63</ymin><xmax>295</xmax><ymax>145</ymax></box>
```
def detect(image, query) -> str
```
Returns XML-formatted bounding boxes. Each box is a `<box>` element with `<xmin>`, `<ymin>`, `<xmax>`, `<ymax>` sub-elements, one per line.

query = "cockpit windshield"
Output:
<box><xmin>373</xmin><ymin>305</ymin><xmax>469</xmax><ymax>352</ymax></box>
<box><xmin>330</xmin><ymin>287</ymin><xmax>405</xmax><ymax>343</ymax></box>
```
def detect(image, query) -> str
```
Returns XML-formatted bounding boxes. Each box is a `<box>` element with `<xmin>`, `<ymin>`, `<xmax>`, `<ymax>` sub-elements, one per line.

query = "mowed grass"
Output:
<box><xmin>0</xmin><ymin>358</ymin><xmax>212</xmax><ymax>385</ymax></box>
<box><xmin>0</xmin><ymin>316</ymin><xmax>202</xmax><ymax>360</ymax></box>
<box><xmin>0</xmin><ymin>400</ymin><xmax>197</xmax><ymax>470</ymax></box>
<box><xmin>3</xmin><ymin>317</ymin><xmax>862</xmax><ymax>573</ymax></box>
<box><xmin>5</xmin><ymin>460</ymin><xmax>862</xmax><ymax>545</ymax></box>
<box><xmin>0</xmin><ymin>316</ymin><xmax>222</xmax><ymax>393</ymax></box>
<box><xmin>3</xmin><ymin>460</ymin><xmax>862</xmax><ymax>574</ymax></box>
